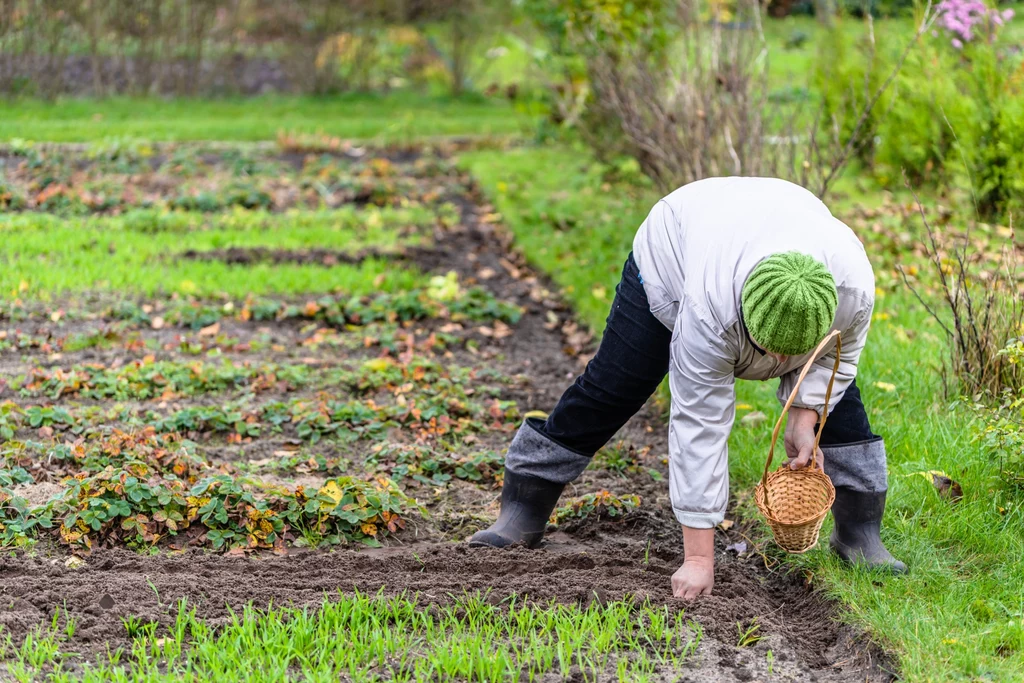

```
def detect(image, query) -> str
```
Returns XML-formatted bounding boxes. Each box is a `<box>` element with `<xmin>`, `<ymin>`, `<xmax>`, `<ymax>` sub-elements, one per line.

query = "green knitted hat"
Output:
<box><xmin>741</xmin><ymin>252</ymin><xmax>837</xmax><ymax>356</ymax></box>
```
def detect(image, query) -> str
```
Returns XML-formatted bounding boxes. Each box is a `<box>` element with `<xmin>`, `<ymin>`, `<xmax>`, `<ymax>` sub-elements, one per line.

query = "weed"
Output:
<box><xmin>737</xmin><ymin>618</ymin><xmax>763</xmax><ymax>647</ymax></box>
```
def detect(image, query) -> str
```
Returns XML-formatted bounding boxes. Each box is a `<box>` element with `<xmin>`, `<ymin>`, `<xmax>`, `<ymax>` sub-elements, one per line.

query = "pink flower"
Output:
<box><xmin>952</xmin><ymin>38</ymin><xmax>964</xmax><ymax>48</ymax></box>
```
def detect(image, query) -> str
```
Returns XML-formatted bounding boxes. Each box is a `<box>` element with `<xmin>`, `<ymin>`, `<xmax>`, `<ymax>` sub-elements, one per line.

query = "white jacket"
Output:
<box><xmin>632</xmin><ymin>177</ymin><xmax>875</xmax><ymax>529</ymax></box>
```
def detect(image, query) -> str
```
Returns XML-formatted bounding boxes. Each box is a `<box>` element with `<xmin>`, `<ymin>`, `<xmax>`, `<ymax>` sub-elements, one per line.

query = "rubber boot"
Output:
<box><xmin>469</xmin><ymin>470</ymin><xmax>564</xmax><ymax>549</ymax></box>
<box><xmin>829</xmin><ymin>487</ymin><xmax>907</xmax><ymax>574</ymax></box>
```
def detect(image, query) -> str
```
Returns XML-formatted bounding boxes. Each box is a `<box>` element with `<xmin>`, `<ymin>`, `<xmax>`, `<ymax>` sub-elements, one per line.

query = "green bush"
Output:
<box><xmin>959</xmin><ymin>46</ymin><xmax>1024</xmax><ymax>221</ymax></box>
<box><xmin>813</xmin><ymin>24</ymin><xmax>889</xmax><ymax>166</ymax></box>
<box><xmin>833</xmin><ymin>28</ymin><xmax>1024</xmax><ymax>222</ymax></box>
<box><xmin>873</xmin><ymin>45</ymin><xmax>974</xmax><ymax>186</ymax></box>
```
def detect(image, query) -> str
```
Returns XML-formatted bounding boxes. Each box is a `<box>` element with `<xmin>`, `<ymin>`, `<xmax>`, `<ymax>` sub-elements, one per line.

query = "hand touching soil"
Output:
<box><xmin>784</xmin><ymin>406</ymin><xmax>825</xmax><ymax>470</ymax></box>
<box><xmin>674</xmin><ymin>525</ymin><xmax>716</xmax><ymax>599</ymax></box>
<box><xmin>672</xmin><ymin>557</ymin><xmax>715</xmax><ymax>599</ymax></box>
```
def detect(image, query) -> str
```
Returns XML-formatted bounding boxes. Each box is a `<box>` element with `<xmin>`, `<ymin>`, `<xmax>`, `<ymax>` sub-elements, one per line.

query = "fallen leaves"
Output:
<box><xmin>907</xmin><ymin>470</ymin><xmax>964</xmax><ymax>504</ymax></box>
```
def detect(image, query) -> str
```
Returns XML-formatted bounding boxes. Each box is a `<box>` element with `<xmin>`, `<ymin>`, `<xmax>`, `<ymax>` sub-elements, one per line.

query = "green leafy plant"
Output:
<box><xmin>550</xmin><ymin>491</ymin><xmax>640</xmax><ymax>526</ymax></box>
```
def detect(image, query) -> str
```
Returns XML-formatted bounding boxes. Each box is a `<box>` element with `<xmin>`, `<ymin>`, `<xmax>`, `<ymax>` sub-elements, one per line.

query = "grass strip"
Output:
<box><xmin>3</xmin><ymin>592</ymin><xmax>698</xmax><ymax>682</ymax></box>
<box><xmin>0</xmin><ymin>207</ymin><xmax>440</xmax><ymax>299</ymax></box>
<box><xmin>0</xmin><ymin>93</ymin><xmax>533</xmax><ymax>143</ymax></box>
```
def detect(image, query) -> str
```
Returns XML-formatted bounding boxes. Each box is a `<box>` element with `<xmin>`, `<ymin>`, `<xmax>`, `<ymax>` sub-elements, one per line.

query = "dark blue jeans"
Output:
<box><xmin>538</xmin><ymin>253</ymin><xmax>875</xmax><ymax>456</ymax></box>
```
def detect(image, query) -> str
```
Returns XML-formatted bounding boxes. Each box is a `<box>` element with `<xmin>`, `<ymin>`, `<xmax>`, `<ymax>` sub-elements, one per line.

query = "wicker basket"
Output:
<box><xmin>754</xmin><ymin>331</ymin><xmax>841</xmax><ymax>554</ymax></box>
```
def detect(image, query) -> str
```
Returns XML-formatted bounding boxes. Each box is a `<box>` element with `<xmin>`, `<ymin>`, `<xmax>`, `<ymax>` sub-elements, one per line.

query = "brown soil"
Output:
<box><xmin>0</xmin><ymin>151</ymin><xmax>895</xmax><ymax>681</ymax></box>
<box><xmin>179</xmin><ymin>246</ymin><xmax>404</xmax><ymax>266</ymax></box>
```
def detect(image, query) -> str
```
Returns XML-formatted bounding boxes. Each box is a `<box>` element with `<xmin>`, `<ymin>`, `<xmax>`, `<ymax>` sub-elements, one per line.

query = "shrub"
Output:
<box><xmin>957</xmin><ymin>45</ymin><xmax>1024</xmax><ymax>221</ymax></box>
<box><xmin>972</xmin><ymin>374</ymin><xmax>1024</xmax><ymax>493</ymax></box>
<box><xmin>901</xmin><ymin>197</ymin><xmax>1024</xmax><ymax>397</ymax></box>
<box><xmin>872</xmin><ymin>44</ymin><xmax>974</xmax><ymax>186</ymax></box>
<box><xmin>528</xmin><ymin>0</ymin><xmax>935</xmax><ymax>200</ymax></box>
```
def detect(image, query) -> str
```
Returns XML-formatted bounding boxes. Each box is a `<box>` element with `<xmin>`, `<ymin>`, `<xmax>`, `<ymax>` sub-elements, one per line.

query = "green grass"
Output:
<box><xmin>0</xmin><ymin>93</ymin><xmax>536</xmax><ymax>143</ymax></box>
<box><xmin>6</xmin><ymin>593</ymin><xmax>699</xmax><ymax>682</ymax></box>
<box><xmin>464</xmin><ymin>144</ymin><xmax>1024</xmax><ymax>681</ymax></box>
<box><xmin>0</xmin><ymin>207</ymin><xmax>431</xmax><ymax>299</ymax></box>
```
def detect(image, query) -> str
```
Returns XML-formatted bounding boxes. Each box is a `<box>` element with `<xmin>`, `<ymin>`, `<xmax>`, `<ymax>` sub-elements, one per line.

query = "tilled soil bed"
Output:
<box><xmin>0</xmin><ymin>144</ymin><xmax>894</xmax><ymax>681</ymax></box>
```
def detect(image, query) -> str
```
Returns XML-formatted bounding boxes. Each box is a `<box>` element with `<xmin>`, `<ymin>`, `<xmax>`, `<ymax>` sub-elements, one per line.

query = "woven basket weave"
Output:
<box><xmin>754</xmin><ymin>331</ymin><xmax>841</xmax><ymax>554</ymax></box>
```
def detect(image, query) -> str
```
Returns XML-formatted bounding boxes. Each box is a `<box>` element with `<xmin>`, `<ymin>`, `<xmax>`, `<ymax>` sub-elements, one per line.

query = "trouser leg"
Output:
<box><xmin>818</xmin><ymin>380</ymin><xmax>906</xmax><ymax>573</ymax></box>
<box><xmin>818</xmin><ymin>380</ymin><xmax>887</xmax><ymax>493</ymax></box>
<box><xmin>505</xmin><ymin>252</ymin><xmax>672</xmax><ymax>484</ymax></box>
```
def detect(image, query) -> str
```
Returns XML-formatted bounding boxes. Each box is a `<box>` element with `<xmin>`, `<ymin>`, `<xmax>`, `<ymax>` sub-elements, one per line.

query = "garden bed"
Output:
<box><xmin>0</xmin><ymin>143</ymin><xmax>892</xmax><ymax>681</ymax></box>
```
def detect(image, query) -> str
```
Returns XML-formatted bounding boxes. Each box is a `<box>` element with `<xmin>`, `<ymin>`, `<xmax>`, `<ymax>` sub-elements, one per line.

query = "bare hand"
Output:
<box><xmin>671</xmin><ymin>557</ymin><xmax>715</xmax><ymax>600</ymax></box>
<box><xmin>784</xmin><ymin>406</ymin><xmax>824</xmax><ymax>470</ymax></box>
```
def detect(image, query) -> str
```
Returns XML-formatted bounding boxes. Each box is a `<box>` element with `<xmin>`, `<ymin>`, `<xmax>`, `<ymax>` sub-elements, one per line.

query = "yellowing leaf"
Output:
<box><xmin>522</xmin><ymin>410</ymin><xmax>549</xmax><ymax>420</ymax></box>
<box><xmin>363</xmin><ymin>358</ymin><xmax>393</xmax><ymax>373</ymax></box>
<box><xmin>736</xmin><ymin>403</ymin><xmax>754</xmax><ymax>410</ymax></box>
<box><xmin>591</xmin><ymin>285</ymin><xmax>607</xmax><ymax>300</ymax></box>
<box><xmin>873</xmin><ymin>381</ymin><xmax>896</xmax><ymax>392</ymax></box>
<box><xmin>319</xmin><ymin>481</ymin><xmax>344</xmax><ymax>509</ymax></box>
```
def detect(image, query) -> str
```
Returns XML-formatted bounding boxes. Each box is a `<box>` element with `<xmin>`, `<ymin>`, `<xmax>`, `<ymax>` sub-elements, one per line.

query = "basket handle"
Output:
<box><xmin>759</xmin><ymin>330</ymin><xmax>843</xmax><ymax>496</ymax></box>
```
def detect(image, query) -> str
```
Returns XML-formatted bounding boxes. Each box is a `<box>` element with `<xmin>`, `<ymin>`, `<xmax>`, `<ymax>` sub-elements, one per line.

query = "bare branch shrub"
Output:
<box><xmin>567</xmin><ymin>0</ymin><xmax>936</xmax><ymax>199</ymax></box>
<box><xmin>900</xmin><ymin>183</ymin><xmax>1023</xmax><ymax>397</ymax></box>
<box><xmin>581</xmin><ymin>0</ymin><xmax>769</xmax><ymax>189</ymax></box>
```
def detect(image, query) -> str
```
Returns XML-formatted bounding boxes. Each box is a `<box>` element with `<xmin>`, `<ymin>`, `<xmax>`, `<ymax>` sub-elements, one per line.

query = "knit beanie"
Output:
<box><xmin>741</xmin><ymin>251</ymin><xmax>837</xmax><ymax>356</ymax></box>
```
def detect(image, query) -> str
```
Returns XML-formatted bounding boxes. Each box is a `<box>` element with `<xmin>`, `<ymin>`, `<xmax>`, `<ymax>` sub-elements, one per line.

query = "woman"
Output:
<box><xmin>470</xmin><ymin>177</ymin><xmax>906</xmax><ymax>599</ymax></box>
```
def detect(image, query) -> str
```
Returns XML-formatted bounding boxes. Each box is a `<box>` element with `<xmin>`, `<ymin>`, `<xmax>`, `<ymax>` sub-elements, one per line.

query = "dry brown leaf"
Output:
<box><xmin>932</xmin><ymin>473</ymin><xmax>964</xmax><ymax>503</ymax></box>
<box><xmin>198</xmin><ymin>322</ymin><xmax>221</xmax><ymax>337</ymax></box>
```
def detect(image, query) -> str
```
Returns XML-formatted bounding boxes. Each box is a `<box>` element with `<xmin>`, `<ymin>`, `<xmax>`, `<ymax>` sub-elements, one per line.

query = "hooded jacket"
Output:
<box><xmin>631</xmin><ymin>177</ymin><xmax>875</xmax><ymax>529</ymax></box>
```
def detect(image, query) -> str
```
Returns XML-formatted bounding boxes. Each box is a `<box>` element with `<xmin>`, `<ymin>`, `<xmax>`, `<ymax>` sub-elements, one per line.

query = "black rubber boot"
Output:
<box><xmin>469</xmin><ymin>470</ymin><xmax>564</xmax><ymax>549</ymax></box>
<box><xmin>830</xmin><ymin>487</ymin><xmax>907</xmax><ymax>574</ymax></box>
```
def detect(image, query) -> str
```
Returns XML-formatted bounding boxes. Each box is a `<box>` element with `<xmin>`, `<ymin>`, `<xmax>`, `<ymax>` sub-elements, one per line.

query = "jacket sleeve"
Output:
<box><xmin>668</xmin><ymin>302</ymin><xmax>736</xmax><ymax>529</ymax></box>
<box><xmin>777</xmin><ymin>296</ymin><xmax>873</xmax><ymax>416</ymax></box>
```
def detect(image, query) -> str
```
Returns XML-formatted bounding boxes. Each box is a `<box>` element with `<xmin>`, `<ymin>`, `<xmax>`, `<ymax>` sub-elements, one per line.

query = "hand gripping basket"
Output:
<box><xmin>754</xmin><ymin>330</ymin><xmax>841</xmax><ymax>553</ymax></box>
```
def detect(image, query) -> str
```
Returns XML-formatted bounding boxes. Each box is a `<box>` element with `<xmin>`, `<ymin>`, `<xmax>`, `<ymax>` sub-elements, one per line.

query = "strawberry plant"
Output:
<box><xmin>25</xmin><ymin>406</ymin><xmax>77</xmax><ymax>431</ymax></box>
<box><xmin>0</xmin><ymin>487</ymin><xmax>51</xmax><ymax>547</ymax></box>
<box><xmin>153</xmin><ymin>406</ymin><xmax>261</xmax><ymax>438</ymax></box>
<box><xmin>61</xmin><ymin>428</ymin><xmax>211</xmax><ymax>481</ymax></box>
<box><xmin>0</xmin><ymin>402</ymin><xmax>23</xmax><ymax>439</ymax></box>
<box><xmin>0</xmin><ymin>467</ymin><xmax>32</xmax><ymax>487</ymax></box>
<box><xmin>17</xmin><ymin>359</ymin><xmax>310</xmax><ymax>400</ymax></box>
<box><xmin>51</xmin><ymin>465</ymin><xmax>194</xmax><ymax>548</ymax></box>
<box><xmin>276</xmin><ymin>476</ymin><xmax>418</xmax><ymax>548</ymax></box>
<box><xmin>550</xmin><ymin>491</ymin><xmax>641</xmax><ymax>526</ymax></box>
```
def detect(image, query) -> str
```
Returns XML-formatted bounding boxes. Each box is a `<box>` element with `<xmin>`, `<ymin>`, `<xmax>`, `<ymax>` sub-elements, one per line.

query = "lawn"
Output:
<box><xmin>0</xmin><ymin>93</ymin><xmax>536</xmax><ymax>143</ymax></box>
